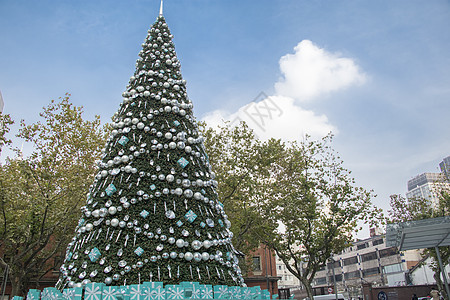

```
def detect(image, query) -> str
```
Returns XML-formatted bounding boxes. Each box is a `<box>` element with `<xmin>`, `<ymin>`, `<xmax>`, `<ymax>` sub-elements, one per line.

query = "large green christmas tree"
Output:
<box><xmin>57</xmin><ymin>11</ymin><xmax>244</xmax><ymax>289</ymax></box>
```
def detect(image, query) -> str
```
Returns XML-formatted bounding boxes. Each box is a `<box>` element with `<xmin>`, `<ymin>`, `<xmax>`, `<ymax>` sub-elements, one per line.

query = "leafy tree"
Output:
<box><xmin>0</xmin><ymin>95</ymin><xmax>107</xmax><ymax>296</ymax></box>
<box><xmin>0</xmin><ymin>113</ymin><xmax>14</xmax><ymax>155</ymax></box>
<box><xmin>388</xmin><ymin>191</ymin><xmax>450</xmax><ymax>299</ymax></box>
<box><xmin>200</xmin><ymin>122</ymin><xmax>284</xmax><ymax>273</ymax></box>
<box><xmin>255</xmin><ymin>134</ymin><xmax>381</xmax><ymax>299</ymax></box>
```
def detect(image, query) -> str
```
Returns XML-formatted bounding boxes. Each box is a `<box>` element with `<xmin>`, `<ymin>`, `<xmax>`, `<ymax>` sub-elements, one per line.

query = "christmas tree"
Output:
<box><xmin>57</xmin><ymin>8</ymin><xmax>245</xmax><ymax>289</ymax></box>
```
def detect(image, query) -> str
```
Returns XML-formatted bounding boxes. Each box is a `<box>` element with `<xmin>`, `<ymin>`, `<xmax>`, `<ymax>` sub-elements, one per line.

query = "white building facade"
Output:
<box><xmin>275</xmin><ymin>256</ymin><xmax>302</xmax><ymax>289</ymax></box>
<box><xmin>312</xmin><ymin>234</ymin><xmax>421</xmax><ymax>297</ymax></box>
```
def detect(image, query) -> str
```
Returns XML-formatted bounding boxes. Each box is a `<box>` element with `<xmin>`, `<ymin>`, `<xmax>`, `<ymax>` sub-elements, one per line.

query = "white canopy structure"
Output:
<box><xmin>386</xmin><ymin>216</ymin><xmax>450</xmax><ymax>298</ymax></box>
<box><xmin>386</xmin><ymin>216</ymin><xmax>450</xmax><ymax>250</ymax></box>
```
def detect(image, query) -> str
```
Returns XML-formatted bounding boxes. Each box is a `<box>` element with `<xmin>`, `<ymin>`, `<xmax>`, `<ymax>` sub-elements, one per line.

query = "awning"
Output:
<box><xmin>386</xmin><ymin>216</ymin><xmax>450</xmax><ymax>251</ymax></box>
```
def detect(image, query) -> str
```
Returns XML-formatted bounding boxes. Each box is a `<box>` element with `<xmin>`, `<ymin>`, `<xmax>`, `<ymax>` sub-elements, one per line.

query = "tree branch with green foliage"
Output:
<box><xmin>256</xmin><ymin>134</ymin><xmax>381</xmax><ymax>299</ymax></box>
<box><xmin>0</xmin><ymin>95</ymin><xmax>107</xmax><ymax>296</ymax></box>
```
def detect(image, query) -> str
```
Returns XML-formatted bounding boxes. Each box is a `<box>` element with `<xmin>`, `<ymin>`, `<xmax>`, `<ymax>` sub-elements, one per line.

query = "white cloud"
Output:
<box><xmin>202</xmin><ymin>95</ymin><xmax>336</xmax><ymax>141</ymax></box>
<box><xmin>275</xmin><ymin>40</ymin><xmax>366</xmax><ymax>101</ymax></box>
<box><xmin>202</xmin><ymin>40</ymin><xmax>366</xmax><ymax>142</ymax></box>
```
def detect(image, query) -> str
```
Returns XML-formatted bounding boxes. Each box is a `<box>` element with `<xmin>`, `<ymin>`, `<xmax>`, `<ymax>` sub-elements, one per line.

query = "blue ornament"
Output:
<box><xmin>184</xmin><ymin>210</ymin><xmax>197</xmax><ymax>223</ymax></box>
<box><xmin>105</xmin><ymin>184</ymin><xmax>117</xmax><ymax>196</ymax></box>
<box><xmin>88</xmin><ymin>247</ymin><xmax>101</xmax><ymax>262</ymax></box>
<box><xmin>177</xmin><ymin>157</ymin><xmax>189</xmax><ymax>168</ymax></box>
<box><xmin>140</xmin><ymin>210</ymin><xmax>150</xmax><ymax>218</ymax></box>
<box><xmin>118</xmin><ymin>136</ymin><xmax>129</xmax><ymax>146</ymax></box>
<box><xmin>134</xmin><ymin>247</ymin><xmax>144</xmax><ymax>256</ymax></box>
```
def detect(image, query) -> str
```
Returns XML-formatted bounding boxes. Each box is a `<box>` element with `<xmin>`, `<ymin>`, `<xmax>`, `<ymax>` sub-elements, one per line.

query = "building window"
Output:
<box><xmin>344</xmin><ymin>271</ymin><xmax>360</xmax><ymax>280</ymax></box>
<box><xmin>383</xmin><ymin>263</ymin><xmax>402</xmax><ymax>274</ymax></box>
<box><xmin>343</xmin><ymin>256</ymin><xmax>358</xmax><ymax>266</ymax></box>
<box><xmin>362</xmin><ymin>267</ymin><xmax>380</xmax><ymax>277</ymax></box>
<box><xmin>329</xmin><ymin>274</ymin><xmax>343</xmax><ymax>282</ymax></box>
<box><xmin>379</xmin><ymin>248</ymin><xmax>398</xmax><ymax>258</ymax></box>
<box><xmin>328</xmin><ymin>260</ymin><xmax>340</xmax><ymax>268</ymax></box>
<box><xmin>361</xmin><ymin>252</ymin><xmax>377</xmax><ymax>262</ymax></box>
<box><xmin>357</xmin><ymin>243</ymin><xmax>368</xmax><ymax>250</ymax></box>
<box><xmin>253</xmin><ymin>256</ymin><xmax>262</xmax><ymax>272</ymax></box>
<box><xmin>372</xmin><ymin>239</ymin><xmax>384</xmax><ymax>246</ymax></box>
<box><xmin>315</xmin><ymin>277</ymin><xmax>327</xmax><ymax>285</ymax></box>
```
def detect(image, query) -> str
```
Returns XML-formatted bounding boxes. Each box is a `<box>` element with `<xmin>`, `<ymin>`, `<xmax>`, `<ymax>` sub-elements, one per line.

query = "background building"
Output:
<box><xmin>406</xmin><ymin>156</ymin><xmax>450</xmax><ymax>207</ymax></box>
<box><xmin>440</xmin><ymin>156</ymin><xmax>450</xmax><ymax>181</ymax></box>
<box><xmin>406</xmin><ymin>172</ymin><xmax>448</xmax><ymax>207</ymax></box>
<box><xmin>311</xmin><ymin>231</ymin><xmax>421</xmax><ymax>298</ymax></box>
<box><xmin>275</xmin><ymin>255</ymin><xmax>304</xmax><ymax>299</ymax></box>
<box><xmin>244</xmin><ymin>245</ymin><xmax>280</xmax><ymax>297</ymax></box>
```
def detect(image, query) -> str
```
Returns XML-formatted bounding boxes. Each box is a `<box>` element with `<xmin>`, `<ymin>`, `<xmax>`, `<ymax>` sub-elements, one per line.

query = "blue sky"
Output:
<box><xmin>1</xmin><ymin>0</ymin><xmax>450</xmax><ymax>235</ymax></box>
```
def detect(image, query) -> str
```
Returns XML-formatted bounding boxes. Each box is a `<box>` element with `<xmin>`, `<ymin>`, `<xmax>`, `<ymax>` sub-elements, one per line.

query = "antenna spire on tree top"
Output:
<box><xmin>159</xmin><ymin>0</ymin><xmax>163</xmax><ymax>16</ymax></box>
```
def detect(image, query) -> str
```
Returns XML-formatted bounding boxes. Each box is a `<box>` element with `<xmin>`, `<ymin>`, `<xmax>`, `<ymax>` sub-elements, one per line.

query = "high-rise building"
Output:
<box><xmin>406</xmin><ymin>173</ymin><xmax>445</xmax><ymax>206</ymax></box>
<box><xmin>439</xmin><ymin>156</ymin><xmax>450</xmax><ymax>181</ymax></box>
<box><xmin>406</xmin><ymin>156</ymin><xmax>450</xmax><ymax>207</ymax></box>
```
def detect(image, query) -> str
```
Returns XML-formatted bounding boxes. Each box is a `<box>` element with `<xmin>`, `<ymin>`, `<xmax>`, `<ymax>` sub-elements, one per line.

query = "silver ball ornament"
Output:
<box><xmin>184</xmin><ymin>252</ymin><xmax>193</xmax><ymax>261</ymax></box>
<box><xmin>184</xmin><ymin>189</ymin><xmax>193</xmax><ymax>198</ymax></box>
<box><xmin>193</xmin><ymin>252</ymin><xmax>202</xmax><ymax>262</ymax></box>
<box><xmin>108</xmin><ymin>206</ymin><xmax>117</xmax><ymax>215</ymax></box>
<box><xmin>191</xmin><ymin>240</ymin><xmax>202</xmax><ymax>250</ymax></box>
<box><xmin>176</xmin><ymin>239</ymin><xmax>185</xmax><ymax>248</ymax></box>
<box><xmin>203</xmin><ymin>240</ymin><xmax>212</xmax><ymax>249</ymax></box>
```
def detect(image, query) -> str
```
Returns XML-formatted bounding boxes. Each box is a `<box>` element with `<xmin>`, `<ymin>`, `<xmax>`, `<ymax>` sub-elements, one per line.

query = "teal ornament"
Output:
<box><xmin>173</xmin><ymin>120</ymin><xmax>180</xmax><ymax>127</ymax></box>
<box><xmin>184</xmin><ymin>210</ymin><xmax>197</xmax><ymax>223</ymax></box>
<box><xmin>105</xmin><ymin>184</ymin><xmax>117</xmax><ymax>196</ymax></box>
<box><xmin>134</xmin><ymin>247</ymin><xmax>144</xmax><ymax>256</ymax></box>
<box><xmin>176</xmin><ymin>220</ymin><xmax>183</xmax><ymax>227</ymax></box>
<box><xmin>200</xmin><ymin>222</ymin><xmax>206</xmax><ymax>228</ymax></box>
<box><xmin>150</xmin><ymin>184</ymin><xmax>156</xmax><ymax>191</ymax></box>
<box><xmin>88</xmin><ymin>248</ymin><xmax>101</xmax><ymax>262</ymax></box>
<box><xmin>177</xmin><ymin>157</ymin><xmax>189</xmax><ymax>168</ymax></box>
<box><xmin>140</xmin><ymin>210</ymin><xmax>149</xmax><ymax>218</ymax></box>
<box><xmin>118</xmin><ymin>136</ymin><xmax>129</xmax><ymax>146</ymax></box>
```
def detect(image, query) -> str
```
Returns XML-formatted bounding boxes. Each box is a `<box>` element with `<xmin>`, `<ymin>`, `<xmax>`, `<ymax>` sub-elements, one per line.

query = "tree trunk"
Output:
<box><xmin>434</xmin><ymin>271</ymin><xmax>448</xmax><ymax>300</ymax></box>
<box><xmin>300</xmin><ymin>277</ymin><xmax>314</xmax><ymax>300</ymax></box>
<box><xmin>10</xmin><ymin>268</ymin><xmax>27</xmax><ymax>297</ymax></box>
